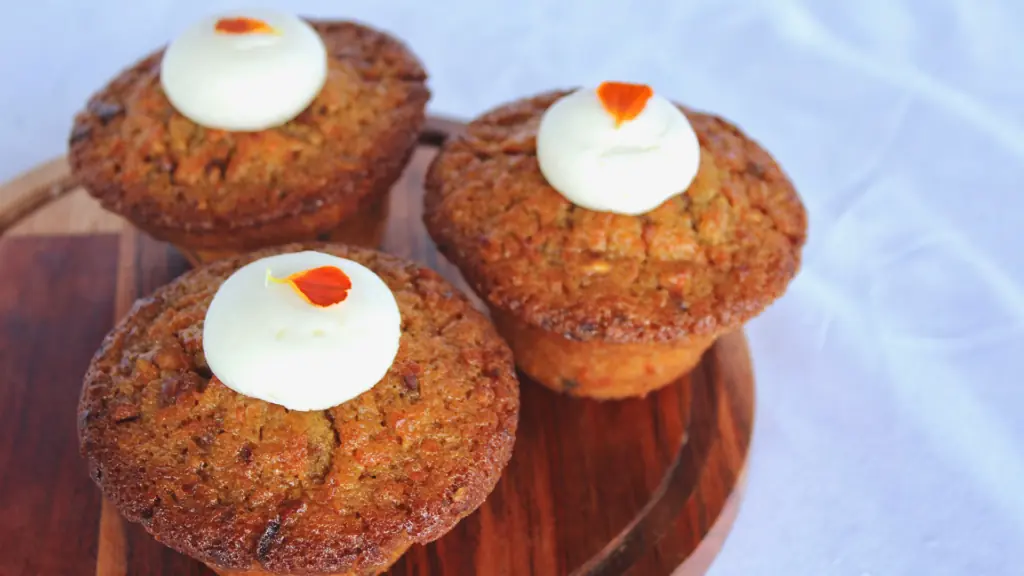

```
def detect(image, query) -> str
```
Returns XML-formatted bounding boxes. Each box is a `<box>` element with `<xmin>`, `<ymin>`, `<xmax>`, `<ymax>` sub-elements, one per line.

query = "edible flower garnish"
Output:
<box><xmin>267</xmin><ymin>266</ymin><xmax>352</xmax><ymax>307</ymax></box>
<box><xmin>215</xmin><ymin>17</ymin><xmax>279</xmax><ymax>35</ymax></box>
<box><xmin>597</xmin><ymin>81</ymin><xmax>654</xmax><ymax>127</ymax></box>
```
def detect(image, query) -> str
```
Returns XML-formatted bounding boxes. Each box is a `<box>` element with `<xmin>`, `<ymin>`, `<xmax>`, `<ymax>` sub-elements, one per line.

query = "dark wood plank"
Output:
<box><xmin>626</xmin><ymin>334</ymin><xmax>752</xmax><ymax>575</ymax></box>
<box><xmin>0</xmin><ymin>235</ymin><xmax>119</xmax><ymax>575</ymax></box>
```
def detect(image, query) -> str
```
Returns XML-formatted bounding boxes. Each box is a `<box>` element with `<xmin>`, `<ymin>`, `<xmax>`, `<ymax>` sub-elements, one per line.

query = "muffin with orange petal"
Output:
<box><xmin>78</xmin><ymin>243</ymin><xmax>519</xmax><ymax>575</ymax></box>
<box><xmin>424</xmin><ymin>82</ymin><xmax>807</xmax><ymax>399</ymax></box>
<box><xmin>69</xmin><ymin>10</ymin><xmax>429</xmax><ymax>264</ymax></box>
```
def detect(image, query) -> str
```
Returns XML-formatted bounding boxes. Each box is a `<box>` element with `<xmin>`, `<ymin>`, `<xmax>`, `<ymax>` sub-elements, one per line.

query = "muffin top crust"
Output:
<box><xmin>424</xmin><ymin>90</ymin><xmax>807</xmax><ymax>343</ymax></box>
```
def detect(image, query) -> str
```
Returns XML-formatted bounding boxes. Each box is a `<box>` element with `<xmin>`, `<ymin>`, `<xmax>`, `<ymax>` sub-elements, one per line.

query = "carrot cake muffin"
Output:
<box><xmin>424</xmin><ymin>83</ymin><xmax>807</xmax><ymax>399</ymax></box>
<box><xmin>69</xmin><ymin>10</ymin><xmax>429</xmax><ymax>264</ymax></box>
<box><xmin>78</xmin><ymin>243</ymin><xmax>519</xmax><ymax>575</ymax></box>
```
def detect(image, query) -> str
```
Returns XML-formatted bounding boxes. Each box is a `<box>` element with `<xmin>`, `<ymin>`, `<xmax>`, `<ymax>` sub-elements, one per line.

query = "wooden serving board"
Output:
<box><xmin>0</xmin><ymin>118</ymin><xmax>753</xmax><ymax>576</ymax></box>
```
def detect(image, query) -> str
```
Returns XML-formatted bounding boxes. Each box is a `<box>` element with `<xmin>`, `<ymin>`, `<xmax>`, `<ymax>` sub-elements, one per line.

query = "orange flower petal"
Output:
<box><xmin>597</xmin><ymin>81</ymin><xmax>654</xmax><ymax>127</ymax></box>
<box><xmin>269</xmin><ymin>266</ymin><xmax>352</xmax><ymax>307</ymax></box>
<box><xmin>215</xmin><ymin>17</ymin><xmax>279</xmax><ymax>35</ymax></box>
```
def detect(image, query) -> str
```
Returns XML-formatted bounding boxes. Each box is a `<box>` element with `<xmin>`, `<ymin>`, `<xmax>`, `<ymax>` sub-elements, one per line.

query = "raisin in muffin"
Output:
<box><xmin>70</xmin><ymin>12</ymin><xmax>429</xmax><ymax>265</ymax></box>
<box><xmin>424</xmin><ymin>85</ymin><xmax>807</xmax><ymax>398</ymax></box>
<box><xmin>78</xmin><ymin>243</ymin><xmax>519</xmax><ymax>575</ymax></box>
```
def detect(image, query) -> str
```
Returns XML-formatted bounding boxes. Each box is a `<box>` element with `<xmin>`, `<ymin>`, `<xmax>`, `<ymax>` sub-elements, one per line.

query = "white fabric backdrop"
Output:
<box><xmin>2</xmin><ymin>1</ymin><xmax>1021</xmax><ymax>574</ymax></box>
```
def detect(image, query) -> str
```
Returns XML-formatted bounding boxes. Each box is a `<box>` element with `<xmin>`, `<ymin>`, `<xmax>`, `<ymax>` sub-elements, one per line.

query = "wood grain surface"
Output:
<box><xmin>0</xmin><ymin>119</ymin><xmax>754</xmax><ymax>576</ymax></box>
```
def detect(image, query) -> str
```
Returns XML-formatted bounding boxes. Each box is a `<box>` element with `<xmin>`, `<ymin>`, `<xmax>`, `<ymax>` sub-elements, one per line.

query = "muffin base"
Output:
<box><xmin>205</xmin><ymin>540</ymin><xmax>407</xmax><ymax>576</ymax></box>
<box><xmin>490</xmin><ymin>307</ymin><xmax>718</xmax><ymax>399</ymax></box>
<box><xmin>206</xmin><ymin>564</ymin><xmax>392</xmax><ymax>575</ymax></box>
<box><xmin>173</xmin><ymin>188</ymin><xmax>390</xmax><ymax>266</ymax></box>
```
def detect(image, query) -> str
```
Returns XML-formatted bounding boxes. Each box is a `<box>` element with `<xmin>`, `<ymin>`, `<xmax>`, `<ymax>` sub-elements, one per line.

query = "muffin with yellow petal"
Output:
<box><xmin>424</xmin><ymin>83</ymin><xmax>807</xmax><ymax>399</ymax></box>
<box><xmin>69</xmin><ymin>10</ymin><xmax>429</xmax><ymax>264</ymax></box>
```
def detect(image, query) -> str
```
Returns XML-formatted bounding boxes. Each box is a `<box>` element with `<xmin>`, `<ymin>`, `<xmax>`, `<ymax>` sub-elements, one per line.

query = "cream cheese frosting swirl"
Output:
<box><xmin>536</xmin><ymin>82</ymin><xmax>701</xmax><ymax>215</ymax></box>
<box><xmin>202</xmin><ymin>251</ymin><xmax>401</xmax><ymax>411</ymax></box>
<box><xmin>160</xmin><ymin>10</ymin><xmax>327</xmax><ymax>131</ymax></box>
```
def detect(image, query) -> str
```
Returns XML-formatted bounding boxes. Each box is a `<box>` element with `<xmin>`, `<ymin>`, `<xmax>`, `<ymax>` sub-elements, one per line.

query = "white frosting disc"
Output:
<box><xmin>202</xmin><ymin>251</ymin><xmax>401</xmax><ymax>411</ymax></box>
<box><xmin>536</xmin><ymin>86</ymin><xmax>701</xmax><ymax>215</ymax></box>
<box><xmin>161</xmin><ymin>10</ymin><xmax>327</xmax><ymax>131</ymax></box>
